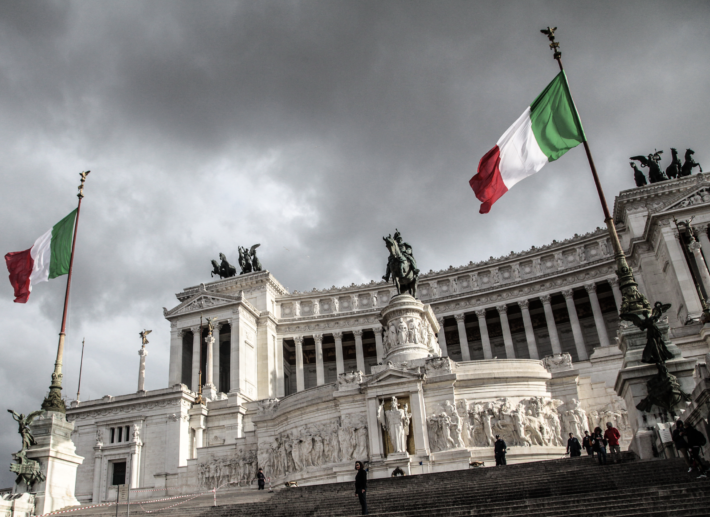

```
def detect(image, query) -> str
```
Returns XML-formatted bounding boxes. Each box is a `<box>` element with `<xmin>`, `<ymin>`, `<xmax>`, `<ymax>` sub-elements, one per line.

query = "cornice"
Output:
<box><xmin>177</xmin><ymin>270</ymin><xmax>288</xmax><ymax>302</ymax></box>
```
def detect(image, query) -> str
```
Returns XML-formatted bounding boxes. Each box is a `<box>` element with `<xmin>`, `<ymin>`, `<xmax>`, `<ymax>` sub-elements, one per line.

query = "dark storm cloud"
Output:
<box><xmin>1</xmin><ymin>0</ymin><xmax>709</xmax><ymax>485</ymax></box>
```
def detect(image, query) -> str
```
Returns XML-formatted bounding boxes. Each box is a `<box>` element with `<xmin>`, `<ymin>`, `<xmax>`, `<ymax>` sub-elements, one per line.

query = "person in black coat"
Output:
<box><xmin>582</xmin><ymin>430</ymin><xmax>593</xmax><ymax>456</ymax></box>
<box><xmin>355</xmin><ymin>461</ymin><xmax>368</xmax><ymax>515</ymax></box>
<box><xmin>566</xmin><ymin>433</ymin><xmax>582</xmax><ymax>457</ymax></box>
<box><xmin>257</xmin><ymin>468</ymin><xmax>266</xmax><ymax>490</ymax></box>
<box><xmin>494</xmin><ymin>435</ymin><xmax>507</xmax><ymax>466</ymax></box>
<box><xmin>685</xmin><ymin>424</ymin><xmax>709</xmax><ymax>477</ymax></box>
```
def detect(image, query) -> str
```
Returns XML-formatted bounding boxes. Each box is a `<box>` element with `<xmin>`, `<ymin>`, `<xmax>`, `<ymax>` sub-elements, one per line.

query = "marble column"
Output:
<box><xmin>194</xmin><ymin>427</ymin><xmax>204</xmax><ymax>450</ymax></box>
<box><xmin>92</xmin><ymin>449</ymin><xmax>102</xmax><ymax>502</ymax></box>
<box><xmin>212</xmin><ymin>324</ymin><xmax>221</xmax><ymax>392</ymax></box>
<box><xmin>204</xmin><ymin>331</ymin><xmax>216</xmax><ymax>400</ymax></box>
<box><xmin>137</xmin><ymin>345</ymin><xmax>148</xmax><ymax>392</ymax></box>
<box><xmin>562</xmin><ymin>289</ymin><xmax>588</xmax><ymax>361</ymax></box>
<box><xmin>191</xmin><ymin>326</ymin><xmax>201</xmax><ymax>392</ymax></box>
<box><xmin>294</xmin><ymin>336</ymin><xmax>304</xmax><ymax>392</ymax></box>
<box><xmin>130</xmin><ymin>449</ymin><xmax>140</xmax><ymax>488</ymax></box>
<box><xmin>314</xmin><ymin>333</ymin><xmax>325</xmax><ymax>386</ymax></box>
<box><xmin>496</xmin><ymin>305</ymin><xmax>515</xmax><ymax>359</ymax></box>
<box><xmin>661</xmin><ymin>225</ymin><xmax>703</xmax><ymax>317</ymax></box>
<box><xmin>454</xmin><ymin>313</ymin><xmax>471</xmax><ymax>361</ymax></box>
<box><xmin>585</xmin><ymin>283</ymin><xmax>610</xmax><ymax>348</ymax></box>
<box><xmin>540</xmin><ymin>294</ymin><xmax>562</xmax><ymax>355</ymax></box>
<box><xmin>689</xmin><ymin>239</ymin><xmax>710</xmax><ymax>296</ymax></box>
<box><xmin>697</xmin><ymin>225</ymin><xmax>710</xmax><ymax>267</ymax></box>
<box><xmin>333</xmin><ymin>332</ymin><xmax>345</xmax><ymax>375</ymax></box>
<box><xmin>229</xmin><ymin>317</ymin><xmax>240</xmax><ymax>393</ymax></box>
<box><xmin>276</xmin><ymin>337</ymin><xmax>285</xmax><ymax>398</ymax></box>
<box><xmin>373</xmin><ymin>326</ymin><xmax>384</xmax><ymax>364</ymax></box>
<box><xmin>409</xmin><ymin>387</ymin><xmax>429</xmax><ymax>455</ymax></box>
<box><xmin>168</xmin><ymin>328</ymin><xmax>182</xmax><ymax>387</ymax></box>
<box><xmin>517</xmin><ymin>300</ymin><xmax>539</xmax><ymax>359</ymax></box>
<box><xmin>607</xmin><ymin>278</ymin><xmax>623</xmax><ymax>312</ymax></box>
<box><xmin>354</xmin><ymin>329</ymin><xmax>366</xmax><ymax>373</ymax></box>
<box><xmin>475</xmin><ymin>309</ymin><xmax>493</xmax><ymax>360</ymax></box>
<box><xmin>436</xmin><ymin>317</ymin><xmax>449</xmax><ymax>357</ymax></box>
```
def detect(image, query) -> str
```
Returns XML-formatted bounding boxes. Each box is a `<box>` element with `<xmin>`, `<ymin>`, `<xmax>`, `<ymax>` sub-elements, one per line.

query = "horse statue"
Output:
<box><xmin>383</xmin><ymin>232</ymin><xmax>419</xmax><ymax>297</ymax></box>
<box><xmin>665</xmin><ymin>148</ymin><xmax>681</xmax><ymax>179</ymax></box>
<box><xmin>238</xmin><ymin>246</ymin><xmax>253</xmax><ymax>274</ymax></box>
<box><xmin>630</xmin><ymin>150</ymin><xmax>666</xmax><ymax>183</ymax></box>
<box><xmin>210</xmin><ymin>253</ymin><xmax>237</xmax><ymax>279</ymax></box>
<box><xmin>681</xmin><ymin>148</ymin><xmax>703</xmax><ymax>177</ymax></box>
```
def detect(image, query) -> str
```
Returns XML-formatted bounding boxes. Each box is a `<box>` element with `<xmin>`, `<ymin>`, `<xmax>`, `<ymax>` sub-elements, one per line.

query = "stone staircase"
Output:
<box><xmin>58</xmin><ymin>454</ymin><xmax>710</xmax><ymax>517</ymax></box>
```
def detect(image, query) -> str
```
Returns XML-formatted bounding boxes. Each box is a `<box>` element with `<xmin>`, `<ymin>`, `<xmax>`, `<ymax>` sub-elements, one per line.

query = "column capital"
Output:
<box><xmin>313</xmin><ymin>333</ymin><xmax>323</xmax><ymax>343</ymax></box>
<box><xmin>372</xmin><ymin>325</ymin><xmax>382</xmax><ymax>332</ymax></box>
<box><xmin>689</xmin><ymin>240</ymin><xmax>702</xmax><ymax>252</ymax></box>
<box><xmin>332</xmin><ymin>331</ymin><xmax>343</xmax><ymax>339</ymax></box>
<box><xmin>496</xmin><ymin>304</ymin><xmax>508</xmax><ymax>315</ymax></box>
<box><xmin>436</xmin><ymin>316</ymin><xmax>446</xmax><ymax>324</ymax></box>
<box><xmin>214</xmin><ymin>322</ymin><xmax>223</xmax><ymax>332</ymax></box>
<box><xmin>353</xmin><ymin>329</ymin><xmax>363</xmax><ymax>337</ymax></box>
<box><xmin>454</xmin><ymin>313</ymin><xmax>466</xmax><ymax>322</ymax></box>
<box><xmin>584</xmin><ymin>283</ymin><xmax>597</xmax><ymax>294</ymax></box>
<box><xmin>561</xmin><ymin>289</ymin><xmax>574</xmax><ymax>300</ymax></box>
<box><xmin>517</xmin><ymin>299</ymin><xmax>530</xmax><ymax>310</ymax></box>
<box><xmin>294</xmin><ymin>335</ymin><xmax>304</xmax><ymax>346</ymax></box>
<box><xmin>696</xmin><ymin>223</ymin><xmax>709</xmax><ymax>232</ymax></box>
<box><xmin>190</xmin><ymin>325</ymin><xmax>201</xmax><ymax>334</ymax></box>
<box><xmin>475</xmin><ymin>308</ymin><xmax>487</xmax><ymax>318</ymax></box>
<box><xmin>607</xmin><ymin>277</ymin><xmax>619</xmax><ymax>288</ymax></box>
<box><xmin>540</xmin><ymin>293</ymin><xmax>552</xmax><ymax>304</ymax></box>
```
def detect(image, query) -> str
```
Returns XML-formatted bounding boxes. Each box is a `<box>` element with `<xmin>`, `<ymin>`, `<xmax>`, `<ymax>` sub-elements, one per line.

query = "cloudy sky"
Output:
<box><xmin>0</xmin><ymin>0</ymin><xmax>708</xmax><ymax>486</ymax></box>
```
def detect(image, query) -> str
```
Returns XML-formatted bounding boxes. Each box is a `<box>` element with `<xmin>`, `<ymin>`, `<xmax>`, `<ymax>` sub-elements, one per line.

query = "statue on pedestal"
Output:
<box><xmin>382</xmin><ymin>229</ymin><xmax>419</xmax><ymax>298</ymax></box>
<box><xmin>377</xmin><ymin>396</ymin><xmax>411</xmax><ymax>454</ymax></box>
<box><xmin>8</xmin><ymin>409</ymin><xmax>46</xmax><ymax>489</ymax></box>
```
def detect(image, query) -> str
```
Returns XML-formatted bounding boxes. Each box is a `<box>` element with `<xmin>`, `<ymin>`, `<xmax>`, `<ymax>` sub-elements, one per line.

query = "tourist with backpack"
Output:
<box><xmin>591</xmin><ymin>427</ymin><xmax>607</xmax><ymax>465</ymax></box>
<box><xmin>684</xmin><ymin>423</ymin><xmax>709</xmax><ymax>478</ymax></box>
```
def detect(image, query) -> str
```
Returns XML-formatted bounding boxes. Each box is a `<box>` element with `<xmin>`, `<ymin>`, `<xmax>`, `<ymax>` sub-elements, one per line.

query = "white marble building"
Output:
<box><xmin>66</xmin><ymin>174</ymin><xmax>710</xmax><ymax>502</ymax></box>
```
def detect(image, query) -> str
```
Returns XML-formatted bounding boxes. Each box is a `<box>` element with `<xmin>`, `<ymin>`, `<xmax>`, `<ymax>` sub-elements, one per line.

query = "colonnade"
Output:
<box><xmin>286</xmin><ymin>326</ymin><xmax>384</xmax><ymax>393</ymax></box>
<box><xmin>437</xmin><ymin>280</ymin><xmax>620</xmax><ymax>363</ymax></box>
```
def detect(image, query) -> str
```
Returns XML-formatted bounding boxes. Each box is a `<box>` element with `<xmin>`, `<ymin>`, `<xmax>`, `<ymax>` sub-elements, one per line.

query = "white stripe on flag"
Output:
<box><xmin>497</xmin><ymin>107</ymin><xmax>549</xmax><ymax>190</ymax></box>
<box><xmin>29</xmin><ymin>227</ymin><xmax>52</xmax><ymax>288</ymax></box>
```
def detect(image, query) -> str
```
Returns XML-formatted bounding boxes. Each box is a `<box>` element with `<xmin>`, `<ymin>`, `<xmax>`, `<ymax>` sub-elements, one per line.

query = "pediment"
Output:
<box><xmin>164</xmin><ymin>289</ymin><xmax>241</xmax><ymax>317</ymax></box>
<box><xmin>365</xmin><ymin>366</ymin><xmax>424</xmax><ymax>388</ymax></box>
<box><xmin>659</xmin><ymin>185</ymin><xmax>710</xmax><ymax>213</ymax></box>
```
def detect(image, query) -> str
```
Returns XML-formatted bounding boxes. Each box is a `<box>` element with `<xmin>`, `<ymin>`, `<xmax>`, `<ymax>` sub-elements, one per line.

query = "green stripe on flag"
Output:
<box><xmin>49</xmin><ymin>209</ymin><xmax>77</xmax><ymax>279</ymax></box>
<box><xmin>529</xmin><ymin>71</ymin><xmax>586</xmax><ymax>162</ymax></box>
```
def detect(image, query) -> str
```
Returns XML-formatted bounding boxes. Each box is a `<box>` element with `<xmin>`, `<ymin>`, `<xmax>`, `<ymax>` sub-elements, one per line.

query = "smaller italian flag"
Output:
<box><xmin>5</xmin><ymin>209</ymin><xmax>77</xmax><ymax>303</ymax></box>
<box><xmin>470</xmin><ymin>71</ymin><xmax>586</xmax><ymax>214</ymax></box>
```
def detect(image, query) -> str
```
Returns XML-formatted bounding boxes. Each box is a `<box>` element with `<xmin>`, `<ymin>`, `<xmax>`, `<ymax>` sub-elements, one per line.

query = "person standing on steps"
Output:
<box><xmin>494</xmin><ymin>435</ymin><xmax>507</xmax><ymax>466</ymax></box>
<box><xmin>604</xmin><ymin>422</ymin><xmax>621</xmax><ymax>463</ymax></box>
<box><xmin>591</xmin><ymin>427</ymin><xmax>607</xmax><ymax>465</ymax></box>
<box><xmin>672</xmin><ymin>420</ymin><xmax>692</xmax><ymax>470</ymax></box>
<box><xmin>566</xmin><ymin>433</ymin><xmax>582</xmax><ymax>457</ymax></box>
<box><xmin>582</xmin><ymin>430</ymin><xmax>593</xmax><ymax>457</ymax></box>
<box><xmin>257</xmin><ymin>468</ymin><xmax>266</xmax><ymax>490</ymax></box>
<box><xmin>355</xmin><ymin>461</ymin><xmax>368</xmax><ymax>515</ymax></box>
<box><xmin>684</xmin><ymin>423</ymin><xmax>709</xmax><ymax>478</ymax></box>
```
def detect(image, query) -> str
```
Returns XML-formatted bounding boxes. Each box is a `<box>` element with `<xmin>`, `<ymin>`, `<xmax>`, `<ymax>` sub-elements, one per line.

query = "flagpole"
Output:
<box><xmin>76</xmin><ymin>337</ymin><xmax>86</xmax><ymax>403</ymax></box>
<box><xmin>540</xmin><ymin>28</ymin><xmax>650</xmax><ymax>316</ymax></box>
<box><xmin>41</xmin><ymin>171</ymin><xmax>90</xmax><ymax>414</ymax></box>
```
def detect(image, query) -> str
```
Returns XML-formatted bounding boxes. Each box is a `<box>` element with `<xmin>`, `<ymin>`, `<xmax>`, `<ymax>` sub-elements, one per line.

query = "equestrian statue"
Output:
<box><xmin>383</xmin><ymin>229</ymin><xmax>420</xmax><ymax>298</ymax></box>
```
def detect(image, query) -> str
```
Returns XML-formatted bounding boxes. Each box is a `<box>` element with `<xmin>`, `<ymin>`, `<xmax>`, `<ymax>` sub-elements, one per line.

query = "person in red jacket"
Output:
<box><xmin>604</xmin><ymin>422</ymin><xmax>621</xmax><ymax>463</ymax></box>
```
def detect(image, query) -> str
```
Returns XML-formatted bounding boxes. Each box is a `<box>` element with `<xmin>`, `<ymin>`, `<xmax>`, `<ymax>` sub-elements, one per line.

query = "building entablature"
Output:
<box><xmin>164</xmin><ymin>284</ymin><xmax>261</xmax><ymax>324</ymax></box>
<box><xmin>176</xmin><ymin>271</ymin><xmax>288</xmax><ymax>302</ymax></box>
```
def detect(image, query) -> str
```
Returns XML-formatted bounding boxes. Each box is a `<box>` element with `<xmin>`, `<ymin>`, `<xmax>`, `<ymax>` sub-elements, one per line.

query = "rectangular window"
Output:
<box><xmin>125</xmin><ymin>426</ymin><xmax>130</xmax><ymax>442</ymax></box>
<box><xmin>112</xmin><ymin>461</ymin><xmax>126</xmax><ymax>486</ymax></box>
<box><xmin>110</xmin><ymin>428</ymin><xmax>115</xmax><ymax>444</ymax></box>
<box><xmin>117</xmin><ymin>427</ymin><xmax>123</xmax><ymax>442</ymax></box>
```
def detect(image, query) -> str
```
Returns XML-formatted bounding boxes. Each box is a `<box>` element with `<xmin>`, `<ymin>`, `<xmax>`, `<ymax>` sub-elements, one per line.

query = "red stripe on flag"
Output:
<box><xmin>469</xmin><ymin>145</ymin><xmax>508</xmax><ymax>214</ymax></box>
<box><xmin>5</xmin><ymin>248</ymin><xmax>33</xmax><ymax>303</ymax></box>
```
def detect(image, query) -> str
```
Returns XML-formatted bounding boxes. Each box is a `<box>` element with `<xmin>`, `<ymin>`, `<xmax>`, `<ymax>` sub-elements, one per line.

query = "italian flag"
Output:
<box><xmin>4</xmin><ymin>209</ymin><xmax>77</xmax><ymax>303</ymax></box>
<box><xmin>470</xmin><ymin>71</ymin><xmax>586</xmax><ymax>214</ymax></box>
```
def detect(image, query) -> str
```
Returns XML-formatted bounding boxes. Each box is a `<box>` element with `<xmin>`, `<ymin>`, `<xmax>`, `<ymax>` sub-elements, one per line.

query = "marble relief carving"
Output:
<box><xmin>198</xmin><ymin>447</ymin><xmax>258</xmax><ymax>489</ymax></box>
<box><xmin>429</xmin><ymin>397</ymin><xmax>566</xmax><ymax>452</ymax></box>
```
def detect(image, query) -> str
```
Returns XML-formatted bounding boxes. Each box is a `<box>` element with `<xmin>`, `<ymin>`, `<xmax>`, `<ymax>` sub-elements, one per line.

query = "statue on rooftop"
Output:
<box><xmin>680</xmin><ymin>148</ymin><xmax>703</xmax><ymax>177</ymax></box>
<box><xmin>211</xmin><ymin>253</ymin><xmax>237</xmax><ymax>279</ymax></box>
<box><xmin>630</xmin><ymin>150</ymin><xmax>667</xmax><ymax>183</ymax></box>
<box><xmin>383</xmin><ymin>229</ymin><xmax>419</xmax><ymax>298</ymax></box>
<box><xmin>665</xmin><ymin>148</ymin><xmax>681</xmax><ymax>179</ymax></box>
<box><xmin>238</xmin><ymin>245</ymin><xmax>262</xmax><ymax>274</ymax></box>
<box><xmin>630</xmin><ymin>162</ymin><xmax>647</xmax><ymax>187</ymax></box>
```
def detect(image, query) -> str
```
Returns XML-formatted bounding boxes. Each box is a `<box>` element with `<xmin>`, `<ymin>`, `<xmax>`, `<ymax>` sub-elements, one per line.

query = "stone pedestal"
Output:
<box><xmin>614</xmin><ymin>323</ymin><xmax>696</xmax><ymax>459</ymax></box>
<box><xmin>0</xmin><ymin>493</ymin><xmax>35</xmax><ymax>517</ymax></box>
<box><xmin>379</xmin><ymin>295</ymin><xmax>440</xmax><ymax>365</ymax></box>
<box><xmin>22</xmin><ymin>412</ymin><xmax>83</xmax><ymax>515</ymax></box>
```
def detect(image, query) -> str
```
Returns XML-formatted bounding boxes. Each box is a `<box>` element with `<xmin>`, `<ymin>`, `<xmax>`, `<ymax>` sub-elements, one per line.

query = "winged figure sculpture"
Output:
<box><xmin>619</xmin><ymin>301</ymin><xmax>673</xmax><ymax>365</ymax></box>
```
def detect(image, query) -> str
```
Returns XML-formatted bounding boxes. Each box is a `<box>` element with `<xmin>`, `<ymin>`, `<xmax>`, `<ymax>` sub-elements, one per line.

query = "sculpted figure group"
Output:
<box><xmin>382</xmin><ymin>314</ymin><xmax>441</xmax><ymax>357</ymax></box>
<box><xmin>198</xmin><ymin>448</ymin><xmax>258</xmax><ymax>489</ymax></box>
<box><xmin>630</xmin><ymin>148</ymin><xmax>703</xmax><ymax>186</ymax></box>
<box><xmin>256</xmin><ymin>416</ymin><xmax>369</xmax><ymax>481</ymax></box>
<box><xmin>210</xmin><ymin>245</ymin><xmax>263</xmax><ymax>279</ymax></box>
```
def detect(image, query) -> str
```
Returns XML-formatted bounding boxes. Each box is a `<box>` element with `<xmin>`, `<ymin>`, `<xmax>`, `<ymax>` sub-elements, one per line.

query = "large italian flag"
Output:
<box><xmin>4</xmin><ymin>209</ymin><xmax>77</xmax><ymax>303</ymax></box>
<box><xmin>470</xmin><ymin>71</ymin><xmax>586</xmax><ymax>214</ymax></box>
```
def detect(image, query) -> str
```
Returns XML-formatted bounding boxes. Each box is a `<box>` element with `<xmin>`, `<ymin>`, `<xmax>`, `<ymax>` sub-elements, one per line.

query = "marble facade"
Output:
<box><xmin>65</xmin><ymin>174</ymin><xmax>710</xmax><ymax>502</ymax></box>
